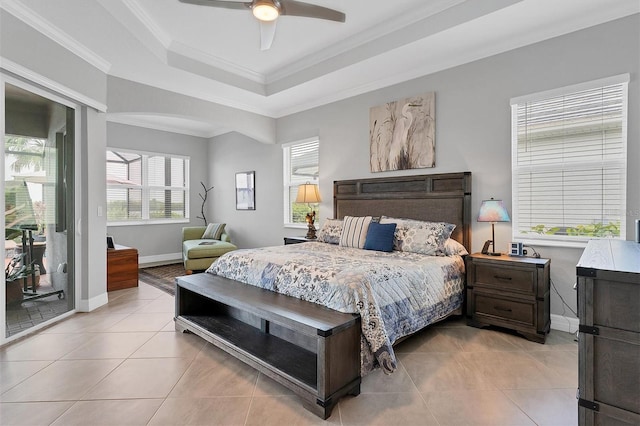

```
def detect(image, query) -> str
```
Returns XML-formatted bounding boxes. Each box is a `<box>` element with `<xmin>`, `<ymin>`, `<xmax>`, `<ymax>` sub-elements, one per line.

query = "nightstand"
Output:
<box><xmin>466</xmin><ymin>253</ymin><xmax>550</xmax><ymax>343</ymax></box>
<box><xmin>284</xmin><ymin>236</ymin><xmax>317</xmax><ymax>245</ymax></box>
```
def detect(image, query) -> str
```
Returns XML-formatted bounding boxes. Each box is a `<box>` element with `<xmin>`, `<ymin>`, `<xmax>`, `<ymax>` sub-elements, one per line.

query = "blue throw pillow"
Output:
<box><xmin>364</xmin><ymin>222</ymin><xmax>397</xmax><ymax>252</ymax></box>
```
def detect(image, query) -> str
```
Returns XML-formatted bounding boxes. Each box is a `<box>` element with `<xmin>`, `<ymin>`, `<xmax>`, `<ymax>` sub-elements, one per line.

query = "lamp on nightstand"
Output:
<box><xmin>477</xmin><ymin>198</ymin><xmax>510</xmax><ymax>256</ymax></box>
<box><xmin>295</xmin><ymin>183</ymin><xmax>321</xmax><ymax>239</ymax></box>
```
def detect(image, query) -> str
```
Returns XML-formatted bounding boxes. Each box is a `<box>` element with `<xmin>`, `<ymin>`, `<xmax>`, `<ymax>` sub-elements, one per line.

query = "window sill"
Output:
<box><xmin>284</xmin><ymin>223</ymin><xmax>314</xmax><ymax>230</ymax></box>
<box><xmin>108</xmin><ymin>219</ymin><xmax>190</xmax><ymax>226</ymax></box>
<box><xmin>513</xmin><ymin>237</ymin><xmax>625</xmax><ymax>249</ymax></box>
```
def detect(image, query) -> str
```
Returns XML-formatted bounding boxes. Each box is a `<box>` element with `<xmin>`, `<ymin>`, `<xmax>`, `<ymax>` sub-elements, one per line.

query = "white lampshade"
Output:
<box><xmin>477</xmin><ymin>198</ymin><xmax>510</xmax><ymax>256</ymax></box>
<box><xmin>477</xmin><ymin>198</ymin><xmax>510</xmax><ymax>223</ymax></box>
<box><xmin>295</xmin><ymin>183</ymin><xmax>321</xmax><ymax>204</ymax></box>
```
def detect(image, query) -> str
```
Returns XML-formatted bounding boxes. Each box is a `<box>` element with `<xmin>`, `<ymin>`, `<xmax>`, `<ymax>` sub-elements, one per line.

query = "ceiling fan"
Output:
<box><xmin>178</xmin><ymin>0</ymin><xmax>345</xmax><ymax>50</ymax></box>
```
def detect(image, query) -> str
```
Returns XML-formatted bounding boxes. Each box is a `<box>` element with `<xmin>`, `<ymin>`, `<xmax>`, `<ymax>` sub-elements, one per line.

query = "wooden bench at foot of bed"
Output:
<box><xmin>174</xmin><ymin>273</ymin><xmax>362</xmax><ymax>419</ymax></box>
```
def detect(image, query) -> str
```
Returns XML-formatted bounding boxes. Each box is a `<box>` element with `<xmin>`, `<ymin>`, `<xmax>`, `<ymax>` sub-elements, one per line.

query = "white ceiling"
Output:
<box><xmin>2</xmin><ymin>0</ymin><xmax>638</xmax><ymax>137</ymax></box>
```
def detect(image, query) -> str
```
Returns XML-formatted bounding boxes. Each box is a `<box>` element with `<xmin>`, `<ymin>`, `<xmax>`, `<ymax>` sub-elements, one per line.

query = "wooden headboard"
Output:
<box><xmin>333</xmin><ymin>172</ymin><xmax>472</xmax><ymax>252</ymax></box>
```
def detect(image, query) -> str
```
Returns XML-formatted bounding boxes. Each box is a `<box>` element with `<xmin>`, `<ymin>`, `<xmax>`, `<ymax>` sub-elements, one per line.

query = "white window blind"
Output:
<box><xmin>107</xmin><ymin>149</ymin><xmax>189</xmax><ymax>224</ymax></box>
<box><xmin>511</xmin><ymin>75</ymin><xmax>628</xmax><ymax>245</ymax></box>
<box><xmin>283</xmin><ymin>138</ymin><xmax>320</xmax><ymax>225</ymax></box>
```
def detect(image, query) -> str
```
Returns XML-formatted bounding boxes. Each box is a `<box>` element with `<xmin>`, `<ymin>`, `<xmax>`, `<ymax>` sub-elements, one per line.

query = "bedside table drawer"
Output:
<box><xmin>474</xmin><ymin>294</ymin><xmax>534</xmax><ymax>326</ymax></box>
<box><xmin>474</xmin><ymin>264</ymin><xmax>535</xmax><ymax>293</ymax></box>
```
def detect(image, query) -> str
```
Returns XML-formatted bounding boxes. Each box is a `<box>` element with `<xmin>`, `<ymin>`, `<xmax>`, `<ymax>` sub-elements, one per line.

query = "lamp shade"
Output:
<box><xmin>477</xmin><ymin>198</ymin><xmax>510</xmax><ymax>223</ymax></box>
<box><xmin>295</xmin><ymin>183</ymin><xmax>321</xmax><ymax>204</ymax></box>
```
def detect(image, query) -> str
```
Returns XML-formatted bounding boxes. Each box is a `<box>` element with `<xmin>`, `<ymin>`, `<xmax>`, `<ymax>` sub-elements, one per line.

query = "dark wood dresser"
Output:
<box><xmin>107</xmin><ymin>244</ymin><xmax>139</xmax><ymax>291</ymax></box>
<box><xmin>466</xmin><ymin>253</ymin><xmax>550</xmax><ymax>343</ymax></box>
<box><xmin>576</xmin><ymin>239</ymin><xmax>640</xmax><ymax>426</ymax></box>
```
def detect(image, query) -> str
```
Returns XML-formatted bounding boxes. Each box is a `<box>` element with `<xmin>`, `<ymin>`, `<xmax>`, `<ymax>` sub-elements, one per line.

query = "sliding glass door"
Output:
<box><xmin>3</xmin><ymin>81</ymin><xmax>76</xmax><ymax>340</ymax></box>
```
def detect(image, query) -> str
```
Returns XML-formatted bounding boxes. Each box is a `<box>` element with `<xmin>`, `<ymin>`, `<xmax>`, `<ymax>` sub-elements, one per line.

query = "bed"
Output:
<box><xmin>175</xmin><ymin>171</ymin><xmax>471</xmax><ymax>418</ymax></box>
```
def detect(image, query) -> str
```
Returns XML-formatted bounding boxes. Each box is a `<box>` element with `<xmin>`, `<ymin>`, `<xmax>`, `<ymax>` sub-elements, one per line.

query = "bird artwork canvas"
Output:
<box><xmin>369</xmin><ymin>92</ymin><xmax>435</xmax><ymax>172</ymax></box>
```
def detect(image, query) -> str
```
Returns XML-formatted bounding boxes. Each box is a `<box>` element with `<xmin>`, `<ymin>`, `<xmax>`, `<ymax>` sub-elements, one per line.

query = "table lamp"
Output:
<box><xmin>477</xmin><ymin>198</ymin><xmax>510</xmax><ymax>256</ymax></box>
<box><xmin>295</xmin><ymin>183</ymin><xmax>321</xmax><ymax>239</ymax></box>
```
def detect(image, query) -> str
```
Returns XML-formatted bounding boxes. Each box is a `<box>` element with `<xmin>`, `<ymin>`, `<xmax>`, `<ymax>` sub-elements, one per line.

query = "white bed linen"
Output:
<box><xmin>206</xmin><ymin>242</ymin><xmax>465</xmax><ymax>375</ymax></box>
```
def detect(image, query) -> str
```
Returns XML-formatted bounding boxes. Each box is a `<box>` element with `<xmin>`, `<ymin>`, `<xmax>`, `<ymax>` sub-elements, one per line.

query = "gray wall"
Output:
<box><xmin>0</xmin><ymin>11</ymin><xmax>107</xmax><ymax>106</ymax></box>
<box><xmin>107</xmin><ymin>77</ymin><xmax>276</xmax><ymax>144</ymax></box>
<box><xmin>106</xmin><ymin>122</ymin><xmax>211</xmax><ymax>263</ymax></box>
<box><xmin>211</xmin><ymin>15</ymin><xmax>640</xmax><ymax>321</ymax></box>
<box><xmin>2</xmin><ymin>8</ymin><xmax>109</xmax><ymax>311</ymax></box>
<box><xmin>208</xmin><ymin>132</ymin><xmax>284</xmax><ymax>249</ymax></box>
<box><xmin>81</xmin><ymin>109</ymin><xmax>107</xmax><ymax>301</ymax></box>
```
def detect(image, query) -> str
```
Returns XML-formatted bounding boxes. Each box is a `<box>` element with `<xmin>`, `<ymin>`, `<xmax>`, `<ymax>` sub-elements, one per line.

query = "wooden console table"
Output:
<box><xmin>107</xmin><ymin>244</ymin><xmax>138</xmax><ymax>291</ymax></box>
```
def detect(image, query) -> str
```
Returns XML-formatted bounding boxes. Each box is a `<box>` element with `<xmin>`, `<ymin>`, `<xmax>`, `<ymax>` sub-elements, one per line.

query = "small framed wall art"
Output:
<box><xmin>235</xmin><ymin>171</ymin><xmax>255</xmax><ymax>210</ymax></box>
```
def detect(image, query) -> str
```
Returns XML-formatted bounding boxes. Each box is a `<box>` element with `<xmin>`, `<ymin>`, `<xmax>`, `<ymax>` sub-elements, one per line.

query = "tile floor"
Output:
<box><xmin>0</xmin><ymin>282</ymin><xmax>579</xmax><ymax>425</ymax></box>
<box><xmin>6</xmin><ymin>282</ymin><xmax>71</xmax><ymax>337</ymax></box>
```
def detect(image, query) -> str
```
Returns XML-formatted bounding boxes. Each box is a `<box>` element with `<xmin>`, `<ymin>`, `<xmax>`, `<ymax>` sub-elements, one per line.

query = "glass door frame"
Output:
<box><xmin>1</xmin><ymin>73</ymin><xmax>81</xmax><ymax>345</ymax></box>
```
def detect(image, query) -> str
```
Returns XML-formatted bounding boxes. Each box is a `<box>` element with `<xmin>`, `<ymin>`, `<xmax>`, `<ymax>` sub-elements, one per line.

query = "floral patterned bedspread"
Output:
<box><xmin>206</xmin><ymin>242</ymin><xmax>465</xmax><ymax>375</ymax></box>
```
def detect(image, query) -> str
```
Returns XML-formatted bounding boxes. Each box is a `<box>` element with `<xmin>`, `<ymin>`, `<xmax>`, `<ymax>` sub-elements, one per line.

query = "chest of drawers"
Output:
<box><xmin>577</xmin><ymin>239</ymin><xmax>640</xmax><ymax>426</ymax></box>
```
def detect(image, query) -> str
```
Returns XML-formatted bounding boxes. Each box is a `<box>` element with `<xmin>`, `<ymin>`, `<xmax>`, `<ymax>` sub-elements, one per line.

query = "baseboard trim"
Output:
<box><xmin>77</xmin><ymin>292</ymin><xmax>109</xmax><ymax>312</ymax></box>
<box><xmin>139</xmin><ymin>253</ymin><xmax>182</xmax><ymax>267</ymax></box>
<box><xmin>550</xmin><ymin>314</ymin><xmax>579</xmax><ymax>334</ymax></box>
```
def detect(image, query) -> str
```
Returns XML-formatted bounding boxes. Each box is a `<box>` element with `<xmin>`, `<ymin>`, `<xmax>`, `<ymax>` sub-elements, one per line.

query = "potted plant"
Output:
<box><xmin>5</xmin><ymin>252</ymin><xmax>37</xmax><ymax>304</ymax></box>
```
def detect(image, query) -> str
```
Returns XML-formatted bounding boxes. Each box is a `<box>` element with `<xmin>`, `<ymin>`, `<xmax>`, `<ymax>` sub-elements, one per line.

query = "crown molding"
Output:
<box><xmin>118</xmin><ymin>0</ymin><xmax>265</xmax><ymax>85</ymax></box>
<box><xmin>170</xmin><ymin>41</ymin><xmax>266</xmax><ymax>85</ymax></box>
<box><xmin>106</xmin><ymin>113</ymin><xmax>225</xmax><ymax>138</ymax></box>
<box><xmin>267</xmin><ymin>0</ymin><xmax>522</xmax><ymax>94</ymax></box>
<box><xmin>122</xmin><ymin>0</ymin><xmax>172</xmax><ymax>48</ymax></box>
<box><xmin>0</xmin><ymin>0</ymin><xmax>111</xmax><ymax>74</ymax></box>
<box><xmin>1</xmin><ymin>57</ymin><xmax>108</xmax><ymax>112</ymax></box>
<box><xmin>107</xmin><ymin>68</ymin><xmax>271</xmax><ymax>116</ymax></box>
<box><xmin>96</xmin><ymin>0</ymin><xmax>167</xmax><ymax>63</ymax></box>
<box><xmin>270</xmin><ymin>0</ymin><xmax>640</xmax><ymax>117</ymax></box>
<box><xmin>266</xmin><ymin>0</ymin><xmax>468</xmax><ymax>85</ymax></box>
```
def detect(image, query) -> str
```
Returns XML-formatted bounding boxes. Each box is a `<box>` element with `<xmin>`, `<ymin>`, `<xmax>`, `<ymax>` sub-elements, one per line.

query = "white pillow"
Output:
<box><xmin>339</xmin><ymin>216</ymin><xmax>373</xmax><ymax>249</ymax></box>
<box><xmin>438</xmin><ymin>238</ymin><xmax>469</xmax><ymax>256</ymax></box>
<box><xmin>317</xmin><ymin>219</ymin><xmax>343</xmax><ymax>244</ymax></box>
<box><xmin>202</xmin><ymin>223</ymin><xmax>225</xmax><ymax>240</ymax></box>
<box><xmin>380</xmin><ymin>216</ymin><xmax>455</xmax><ymax>255</ymax></box>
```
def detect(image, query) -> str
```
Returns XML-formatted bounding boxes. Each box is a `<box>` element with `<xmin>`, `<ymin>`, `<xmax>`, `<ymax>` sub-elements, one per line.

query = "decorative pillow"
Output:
<box><xmin>437</xmin><ymin>238</ymin><xmax>469</xmax><ymax>256</ymax></box>
<box><xmin>202</xmin><ymin>223</ymin><xmax>226</xmax><ymax>240</ymax></box>
<box><xmin>317</xmin><ymin>219</ymin><xmax>343</xmax><ymax>244</ymax></box>
<box><xmin>339</xmin><ymin>216</ymin><xmax>373</xmax><ymax>249</ymax></box>
<box><xmin>364</xmin><ymin>222</ymin><xmax>397</xmax><ymax>252</ymax></box>
<box><xmin>380</xmin><ymin>216</ymin><xmax>455</xmax><ymax>255</ymax></box>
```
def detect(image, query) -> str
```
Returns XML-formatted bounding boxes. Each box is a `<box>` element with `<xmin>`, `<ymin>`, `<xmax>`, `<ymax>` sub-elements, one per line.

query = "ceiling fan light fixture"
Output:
<box><xmin>252</xmin><ymin>1</ymin><xmax>279</xmax><ymax>21</ymax></box>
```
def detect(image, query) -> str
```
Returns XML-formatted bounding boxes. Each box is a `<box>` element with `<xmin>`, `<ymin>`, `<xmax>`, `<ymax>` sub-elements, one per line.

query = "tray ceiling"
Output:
<box><xmin>1</xmin><ymin>0</ymin><xmax>638</xmax><ymax>136</ymax></box>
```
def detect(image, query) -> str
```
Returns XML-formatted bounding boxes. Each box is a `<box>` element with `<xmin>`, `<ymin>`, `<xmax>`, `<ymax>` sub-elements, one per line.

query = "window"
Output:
<box><xmin>107</xmin><ymin>149</ymin><xmax>189</xmax><ymax>224</ymax></box>
<box><xmin>511</xmin><ymin>75</ymin><xmax>628</xmax><ymax>246</ymax></box>
<box><xmin>283</xmin><ymin>138</ymin><xmax>319</xmax><ymax>225</ymax></box>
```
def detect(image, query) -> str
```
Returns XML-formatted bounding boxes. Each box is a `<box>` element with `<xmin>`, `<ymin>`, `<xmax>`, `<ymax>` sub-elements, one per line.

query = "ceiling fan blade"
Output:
<box><xmin>279</xmin><ymin>0</ymin><xmax>345</xmax><ymax>22</ymax></box>
<box><xmin>259</xmin><ymin>20</ymin><xmax>277</xmax><ymax>50</ymax></box>
<box><xmin>178</xmin><ymin>0</ymin><xmax>251</xmax><ymax>10</ymax></box>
